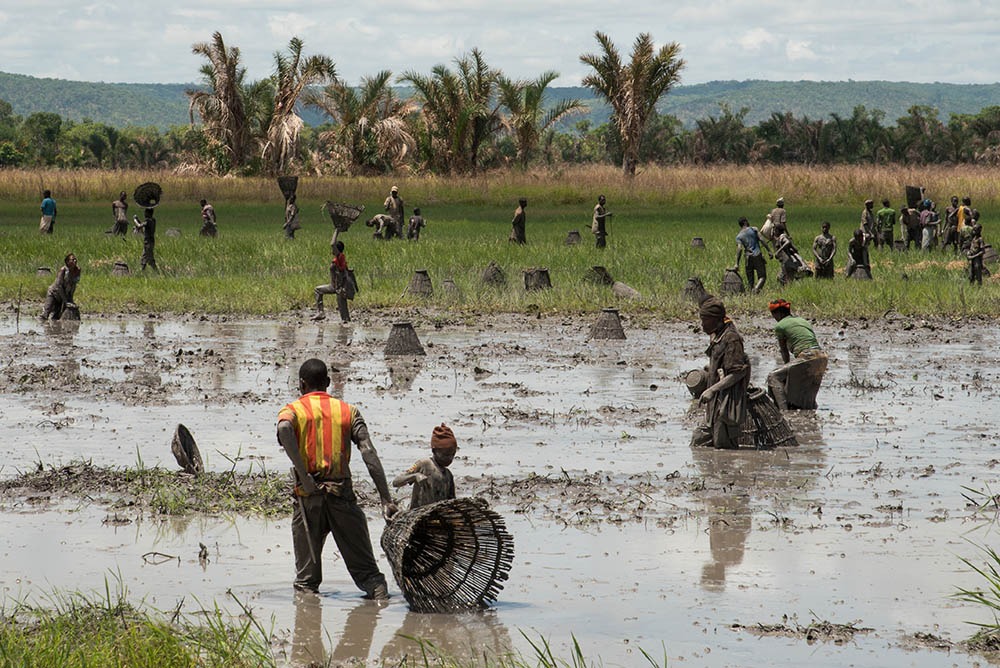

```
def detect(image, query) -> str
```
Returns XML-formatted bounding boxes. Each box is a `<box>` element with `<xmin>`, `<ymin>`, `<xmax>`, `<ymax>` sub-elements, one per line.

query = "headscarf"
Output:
<box><xmin>698</xmin><ymin>296</ymin><xmax>726</xmax><ymax>320</ymax></box>
<box><xmin>430</xmin><ymin>423</ymin><xmax>457</xmax><ymax>449</ymax></box>
<box><xmin>768</xmin><ymin>299</ymin><xmax>791</xmax><ymax>312</ymax></box>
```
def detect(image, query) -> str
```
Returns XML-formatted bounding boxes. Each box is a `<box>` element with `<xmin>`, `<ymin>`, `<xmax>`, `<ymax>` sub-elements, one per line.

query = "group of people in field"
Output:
<box><xmin>733</xmin><ymin>193</ymin><xmax>989</xmax><ymax>291</ymax></box>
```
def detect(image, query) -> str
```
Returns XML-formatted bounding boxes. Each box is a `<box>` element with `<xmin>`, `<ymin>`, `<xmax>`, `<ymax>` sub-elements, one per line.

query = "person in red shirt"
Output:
<box><xmin>313</xmin><ymin>241</ymin><xmax>352</xmax><ymax>322</ymax></box>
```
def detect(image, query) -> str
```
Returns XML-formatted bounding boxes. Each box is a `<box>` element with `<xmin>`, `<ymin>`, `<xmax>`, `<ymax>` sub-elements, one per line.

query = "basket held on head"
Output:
<box><xmin>323</xmin><ymin>201</ymin><xmax>366</xmax><ymax>232</ymax></box>
<box><xmin>277</xmin><ymin>176</ymin><xmax>299</xmax><ymax>201</ymax></box>
<box><xmin>381</xmin><ymin>497</ymin><xmax>514</xmax><ymax>613</ymax></box>
<box><xmin>133</xmin><ymin>182</ymin><xmax>163</xmax><ymax>208</ymax></box>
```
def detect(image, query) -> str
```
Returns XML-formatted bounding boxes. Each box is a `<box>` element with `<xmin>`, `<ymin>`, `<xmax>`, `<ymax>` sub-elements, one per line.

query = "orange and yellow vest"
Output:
<box><xmin>278</xmin><ymin>392</ymin><xmax>353</xmax><ymax>479</ymax></box>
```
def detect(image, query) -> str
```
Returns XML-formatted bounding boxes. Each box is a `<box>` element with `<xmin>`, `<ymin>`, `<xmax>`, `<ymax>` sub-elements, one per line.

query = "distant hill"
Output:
<box><xmin>3</xmin><ymin>71</ymin><xmax>1000</xmax><ymax>130</ymax></box>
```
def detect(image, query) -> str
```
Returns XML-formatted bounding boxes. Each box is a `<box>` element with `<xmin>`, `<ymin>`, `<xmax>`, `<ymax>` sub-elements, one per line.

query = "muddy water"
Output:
<box><xmin>1</xmin><ymin>313</ymin><xmax>999</xmax><ymax>666</ymax></box>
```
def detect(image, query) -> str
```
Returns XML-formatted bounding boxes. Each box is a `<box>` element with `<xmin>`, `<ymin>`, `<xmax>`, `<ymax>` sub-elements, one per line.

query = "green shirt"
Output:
<box><xmin>774</xmin><ymin>316</ymin><xmax>820</xmax><ymax>357</ymax></box>
<box><xmin>876</xmin><ymin>206</ymin><xmax>896</xmax><ymax>230</ymax></box>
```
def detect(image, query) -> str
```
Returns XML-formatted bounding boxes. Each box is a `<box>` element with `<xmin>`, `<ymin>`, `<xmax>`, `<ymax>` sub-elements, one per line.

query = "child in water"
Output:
<box><xmin>393</xmin><ymin>424</ymin><xmax>458</xmax><ymax>510</ymax></box>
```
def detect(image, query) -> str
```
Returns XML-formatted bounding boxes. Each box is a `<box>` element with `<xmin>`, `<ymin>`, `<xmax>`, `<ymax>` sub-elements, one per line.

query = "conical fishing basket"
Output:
<box><xmin>323</xmin><ymin>201</ymin><xmax>365</xmax><ymax>232</ymax></box>
<box><xmin>133</xmin><ymin>182</ymin><xmax>163</xmax><ymax>208</ymax></box>
<box><xmin>171</xmin><ymin>423</ymin><xmax>203</xmax><ymax>474</ymax></box>
<box><xmin>739</xmin><ymin>387</ymin><xmax>798</xmax><ymax>449</ymax></box>
<box><xmin>277</xmin><ymin>176</ymin><xmax>298</xmax><ymax>201</ymax></box>
<box><xmin>381</xmin><ymin>497</ymin><xmax>514</xmax><ymax>613</ymax></box>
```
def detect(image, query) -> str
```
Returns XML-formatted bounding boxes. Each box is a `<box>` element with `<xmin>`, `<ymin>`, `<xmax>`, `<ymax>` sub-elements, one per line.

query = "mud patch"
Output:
<box><xmin>732</xmin><ymin>617</ymin><xmax>874</xmax><ymax>644</ymax></box>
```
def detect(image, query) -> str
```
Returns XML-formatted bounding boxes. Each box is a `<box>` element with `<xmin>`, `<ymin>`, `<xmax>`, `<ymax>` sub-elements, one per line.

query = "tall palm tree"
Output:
<box><xmin>498</xmin><ymin>71</ymin><xmax>585</xmax><ymax>168</ymax></box>
<box><xmin>580</xmin><ymin>32</ymin><xmax>685</xmax><ymax>176</ymax></box>
<box><xmin>187</xmin><ymin>32</ymin><xmax>255</xmax><ymax>172</ymax></box>
<box><xmin>305</xmin><ymin>70</ymin><xmax>415</xmax><ymax>174</ymax></box>
<box><xmin>262</xmin><ymin>37</ymin><xmax>336</xmax><ymax>175</ymax></box>
<box><xmin>400</xmin><ymin>48</ymin><xmax>504</xmax><ymax>173</ymax></box>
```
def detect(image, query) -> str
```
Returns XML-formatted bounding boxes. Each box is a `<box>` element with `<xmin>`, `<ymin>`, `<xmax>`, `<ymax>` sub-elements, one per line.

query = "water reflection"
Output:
<box><xmin>289</xmin><ymin>591</ymin><xmax>514</xmax><ymax>667</ymax></box>
<box><xmin>386</xmin><ymin>358</ymin><xmax>425</xmax><ymax>394</ymax></box>
<box><xmin>692</xmin><ymin>415</ymin><xmax>827</xmax><ymax>592</ymax></box>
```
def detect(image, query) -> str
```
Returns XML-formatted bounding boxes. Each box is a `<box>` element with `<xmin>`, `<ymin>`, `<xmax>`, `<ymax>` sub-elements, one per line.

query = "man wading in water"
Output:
<box><xmin>690</xmin><ymin>296</ymin><xmax>750</xmax><ymax>449</ymax></box>
<box><xmin>277</xmin><ymin>359</ymin><xmax>398</xmax><ymax>598</ymax></box>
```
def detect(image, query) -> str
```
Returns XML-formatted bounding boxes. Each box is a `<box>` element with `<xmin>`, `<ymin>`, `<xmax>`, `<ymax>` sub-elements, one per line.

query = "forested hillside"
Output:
<box><xmin>4</xmin><ymin>71</ymin><xmax>1000</xmax><ymax>130</ymax></box>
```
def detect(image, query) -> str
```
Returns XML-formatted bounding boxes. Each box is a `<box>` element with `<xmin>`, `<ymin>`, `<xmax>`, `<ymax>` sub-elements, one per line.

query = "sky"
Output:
<box><xmin>2</xmin><ymin>0</ymin><xmax>999</xmax><ymax>86</ymax></box>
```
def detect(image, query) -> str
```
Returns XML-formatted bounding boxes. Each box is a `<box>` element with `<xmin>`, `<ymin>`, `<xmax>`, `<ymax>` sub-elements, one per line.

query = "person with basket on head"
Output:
<box><xmin>312</xmin><ymin>241</ymin><xmax>352</xmax><ymax>322</ymax></box>
<box><xmin>690</xmin><ymin>296</ymin><xmax>750</xmax><ymax>449</ymax></box>
<box><xmin>392</xmin><ymin>424</ymin><xmax>458</xmax><ymax>510</ymax></box>
<box><xmin>40</xmin><ymin>253</ymin><xmax>81</xmax><ymax>320</ymax></box>
<box><xmin>133</xmin><ymin>208</ymin><xmax>158</xmax><ymax>271</ymax></box>
<box><xmin>277</xmin><ymin>358</ymin><xmax>398</xmax><ymax>599</ymax></box>
<box><xmin>766</xmin><ymin>299</ymin><xmax>828</xmax><ymax>410</ymax></box>
<box><xmin>283</xmin><ymin>194</ymin><xmax>300</xmax><ymax>240</ymax></box>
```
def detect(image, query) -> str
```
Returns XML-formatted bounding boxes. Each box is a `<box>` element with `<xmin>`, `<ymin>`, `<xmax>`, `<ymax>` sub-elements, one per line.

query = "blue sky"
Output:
<box><xmin>2</xmin><ymin>0</ymin><xmax>997</xmax><ymax>85</ymax></box>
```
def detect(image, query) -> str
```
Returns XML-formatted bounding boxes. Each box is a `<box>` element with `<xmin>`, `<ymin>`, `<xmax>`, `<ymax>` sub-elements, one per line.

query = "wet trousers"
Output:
<box><xmin>292</xmin><ymin>490</ymin><xmax>387</xmax><ymax>595</ymax></box>
<box><xmin>745</xmin><ymin>253</ymin><xmax>766</xmax><ymax>290</ymax></box>
<box><xmin>767</xmin><ymin>348</ymin><xmax>828</xmax><ymax>410</ymax></box>
<box><xmin>41</xmin><ymin>293</ymin><xmax>65</xmax><ymax>320</ymax></box>
<box><xmin>314</xmin><ymin>284</ymin><xmax>350</xmax><ymax>322</ymax></box>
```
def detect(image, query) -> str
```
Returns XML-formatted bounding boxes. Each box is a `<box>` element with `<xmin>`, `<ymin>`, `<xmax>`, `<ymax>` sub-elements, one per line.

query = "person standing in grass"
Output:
<box><xmin>392</xmin><ymin>424</ymin><xmax>458</xmax><ymax>510</ymax></box>
<box><xmin>133</xmin><ymin>208</ymin><xmax>158</xmax><ymax>271</ymax></box>
<box><xmin>861</xmin><ymin>199</ymin><xmax>876</xmax><ymax>241</ymax></box>
<box><xmin>407</xmin><ymin>208</ymin><xmax>426</xmax><ymax>241</ymax></box>
<box><xmin>690</xmin><ymin>295</ymin><xmax>750</xmax><ymax>450</ymax></box>
<box><xmin>766</xmin><ymin>299</ymin><xmax>828</xmax><ymax>410</ymax></box>
<box><xmin>967</xmin><ymin>224</ymin><xmax>985</xmax><ymax>286</ymax></box>
<box><xmin>845</xmin><ymin>228</ymin><xmax>871</xmax><ymax>279</ymax></box>
<box><xmin>875</xmin><ymin>199</ymin><xmax>895</xmax><ymax>249</ymax></box>
<box><xmin>199</xmin><ymin>199</ymin><xmax>218</xmax><ymax>237</ymax></box>
<box><xmin>769</xmin><ymin>197</ymin><xmax>787</xmax><ymax>233</ymax></box>
<box><xmin>107</xmin><ymin>191</ymin><xmax>128</xmax><ymax>236</ymax></box>
<box><xmin>284</xmin><ymin>194</ymin><xmax>300</xmax><ymax>240</ymax></box>
<box><xmin>919</xmin><ymin>199</ymin><xmax>939</xmax><ymax>251</ymax></box>
<box><xmin>313</xmin><ymin>241</ymin><xmax>351</xmax><ymax>322</ymax></box>
<box><xmin>901</xmin><ymin>204</ymin><xmax>920</xmax><ymax>250</ymax></box>
<box><xmin>383</xmin><ymin>186</ymin><xmax>404</xmax><ymax>239</ymax></box>
<box><xmin>812</xmin><ymin>221</ymin><xmax>837</xmax><ymax>279</ymax></box>
<box><xmin>40</xmin><ymin>253</ymin><xmax>80</xmax><ymax>320</ymax></box>
<box><xmin>942</xmin><ymin>195</ymin><xmax>960</xmax><ymax>253</ymax></box>
<box><xmin>509</xmin><ymin>198</ymin><xmax>527</xmax><ymax>244</ymax></box>
<box><xmin>592</xmin><ymin>195</ymin><xmax>613</xmax><ymax>248</ymax></box>
<box><xmin>733</xmin><ymin>216</ymin><xmax>771</xmax><ymax>292</ymax></box>
<box><xmin>39</xmin><ymin>189</ymin><xmax>57</xmax><ymax>234</ymax></box>
<box><xmin>277</xmin><ymin>358</ymin><xmax>398</xmax><ymax>598</ymax></box>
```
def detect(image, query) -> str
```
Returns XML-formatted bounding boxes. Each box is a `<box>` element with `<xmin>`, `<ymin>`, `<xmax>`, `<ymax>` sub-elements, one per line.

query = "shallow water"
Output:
<box><xmin>1</xmin><ymin>314</ymin><xmax>999</xmax><ymax>666</ymax></box>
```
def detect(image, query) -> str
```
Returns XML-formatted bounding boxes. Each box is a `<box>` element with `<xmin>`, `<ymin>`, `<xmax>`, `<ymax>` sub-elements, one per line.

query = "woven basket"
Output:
<box><xmin>381</xmin><ymin>497</ymin><xmax>514</xmax><ymax>613</ymax></box>
<box><xmin>277</xmin><ymin>176</ymin><xmax>298</xmax><ymax>201</ymax></box>
<box><xmin>739</xmin><ymin>387</ymin><xmax>798</xmax><ymax>449</ymax></box>
<box><xmin>171</xmin><ymin>423</ymin><xmax>203</xmax><ymax>474</ymax></box>
<box><xmin>323</xmin><ymin>201</ymin><xmax>365</xmax><ymax>232</ymax></box>
<box><xmin>133</xmin><ymin>182</ymin><xmax>162</xmax><ymax>208</ymax></box>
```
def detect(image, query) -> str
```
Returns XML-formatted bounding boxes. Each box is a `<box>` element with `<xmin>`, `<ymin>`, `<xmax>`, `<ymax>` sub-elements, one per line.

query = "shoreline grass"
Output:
<box><xmin>2</xmin><ymin>165</ymin><xmax>999</xmax><ymax>319</ymax></box>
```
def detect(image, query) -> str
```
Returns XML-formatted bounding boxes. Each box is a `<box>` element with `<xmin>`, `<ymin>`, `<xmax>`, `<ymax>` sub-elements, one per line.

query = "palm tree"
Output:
<box><xmin>262</xmin><ymin>37</ymin><xmax>336</xmax><ymax>175</ymax></box>
<box><xmin>498</xmin><ymin>71</ymin><xmax>585</xmax><ymax>168</ymax></box>
<box><xmin>580</xmin><ymin>32</ymin><xmax>685</xmax><ymax>176</ymax></box>
<box><xmin>187</xmin><ymin>32</ymin><xmax>255</xmax><ymax>172</ymax></box>
<box><xmin>400</xmin><ymin>48</ymin><xmax>504</xmax><ymax>173</ymax></box>
<box><xmin>305</xmin><ymin>70</ymin><xmax>415</xmax><ymax>174</ymax></box>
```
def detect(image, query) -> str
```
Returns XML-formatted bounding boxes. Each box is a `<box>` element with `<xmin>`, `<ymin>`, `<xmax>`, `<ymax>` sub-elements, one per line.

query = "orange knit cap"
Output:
<box><xmin>430</xmin><ymin>423</ymin><xmax>457</xmax><ymax>449</ymax></box>
<box><xmin>768</xmin><ymin>299</ymin><xmax>791</xmax><ymax>312</ymax></box>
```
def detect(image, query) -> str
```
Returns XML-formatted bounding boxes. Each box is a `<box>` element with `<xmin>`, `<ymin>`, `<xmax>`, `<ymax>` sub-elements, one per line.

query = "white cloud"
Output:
<box><xmin>785</xmin><ymin>39</ymin><xmax>818</xmax><ymax>62</ymax></box>
<box><xmin>737</xmin><ymin>28</ymin><xmax>772</xmax><ymax>52</ymax></box>
<box><xmin>268</xmin><ymin>12</ymin><xmax>318</xmax><ymax>39</ymax></box>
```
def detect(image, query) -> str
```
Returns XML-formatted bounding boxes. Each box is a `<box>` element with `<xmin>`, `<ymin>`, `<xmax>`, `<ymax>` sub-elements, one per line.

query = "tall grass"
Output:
<box><xmin>0</xmin><ymin>577</ymin><xmax>274</xmax><ymax>667</ymax></box>
<box><xmin>2</xmin><ymin>166</ymin><xmax>998</xmax><ymax>318</ymax></box>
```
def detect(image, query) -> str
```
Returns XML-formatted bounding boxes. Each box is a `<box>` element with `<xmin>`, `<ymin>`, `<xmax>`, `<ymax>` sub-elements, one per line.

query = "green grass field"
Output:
<box><xmin>1</xmin><ymin>168</ymin><xmax>997</xmax><ymax>319</ymax></box>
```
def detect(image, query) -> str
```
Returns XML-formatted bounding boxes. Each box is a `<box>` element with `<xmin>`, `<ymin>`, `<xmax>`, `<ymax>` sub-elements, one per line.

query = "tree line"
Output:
<box><xmin>2</xmin><ymin>31</ymin><xmax>1000</xmax><ymax>175</ymax></box>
